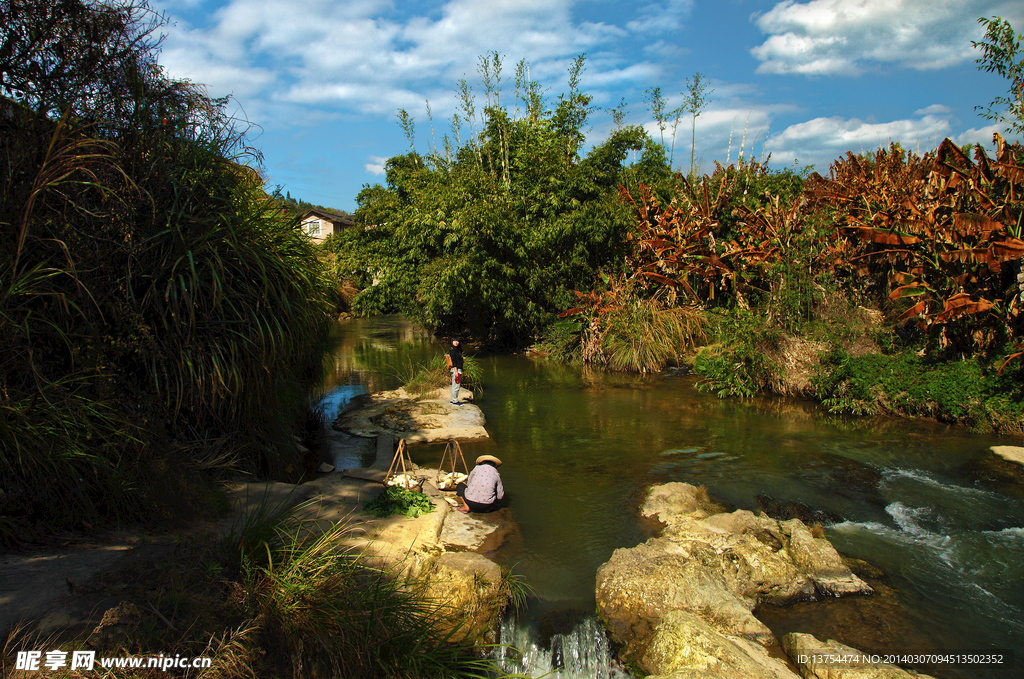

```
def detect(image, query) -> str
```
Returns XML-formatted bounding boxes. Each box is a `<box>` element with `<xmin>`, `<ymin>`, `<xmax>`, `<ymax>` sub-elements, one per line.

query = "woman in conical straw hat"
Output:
<box><xmin>456</xmin><ymin>455</ymin><xmax>504</xmax><ymax>513</ymax></box>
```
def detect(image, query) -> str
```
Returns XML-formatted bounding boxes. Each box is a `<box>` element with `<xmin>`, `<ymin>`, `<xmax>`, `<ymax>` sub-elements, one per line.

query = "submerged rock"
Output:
<box><xmin>756</xmin><ymin>493</ymin><xmax>844</xmax><ymax>525</ymax></box>
<box><xmin>596</xmin><ymin>482</ymin><xmax>871</xmax><ymax>678</ymax></box>
<box><xmin>537</xmin><ymin>608</ymin><xmax>589</xmax><ymax>648</ymax></box>
<box><xmin>960</xmin><ymin>451</ymin><xmax>1024</xmax><ymax>498</ymax></box>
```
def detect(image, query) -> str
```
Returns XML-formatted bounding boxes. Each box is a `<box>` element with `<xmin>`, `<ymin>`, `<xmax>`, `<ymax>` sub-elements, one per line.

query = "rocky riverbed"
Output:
<box><xmin>596</xmin><ymin>482</ymin><xmax>935</xmax><ymax>679</ymax></box>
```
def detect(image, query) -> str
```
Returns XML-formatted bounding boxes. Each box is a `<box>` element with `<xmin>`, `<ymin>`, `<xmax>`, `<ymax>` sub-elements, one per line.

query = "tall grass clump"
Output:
<box><xmin>557</xmin><ymin>277</ymin><xmax>708</xmax><ymax>372</ymax></box>
<box><xmin>400</xmin><ymin>352</ymin><xmax>484</xmax><ymax>398</ymax></box>
<box><xmin>229</xmin><ymin>506</ymin><xmax>506</xmax><ymax>678</ymax></box>
<box><xmin>1</xmin><ymin>0</ymin><xmax>335</xmax><ymax>540</ymax></box>
<box><xmin>601</xmin><ymin>298</ymin><xmax>707</xmax><ymax>372</ymax></box>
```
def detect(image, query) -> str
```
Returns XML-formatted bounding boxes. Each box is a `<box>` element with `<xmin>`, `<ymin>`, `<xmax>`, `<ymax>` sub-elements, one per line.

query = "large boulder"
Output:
<box><xmin>644</xmin><ymin>610</ymin><xmax>799</xmax><ymax>679</ymax></box>
<box><xmin>597</xmin><ymin>483</ymin><xmax>871</xmax><ymax>677</ymax></box>
<box><xmin>420</xmin><ymin>551</ymin><xmax>506</xmax><ymax>644</ymax></box>
<box><xmin>782</xmin><ymin>632</ymin><xmax>937</xmax><ymax>679</ymax></box>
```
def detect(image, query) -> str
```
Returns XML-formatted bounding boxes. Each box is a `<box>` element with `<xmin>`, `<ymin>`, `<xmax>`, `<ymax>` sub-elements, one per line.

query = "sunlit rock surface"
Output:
<box><xmin>782</xmin><ymin>632</ymin><xmax>937</xmax><ymax>678</ymax></box>
<box><xmin>990</xmin><ymin>445</ymin><xmax>1024</xmax><ymax>469</ymax></box>
<box><xmin>333</xmin><ymin>387</ymin><xmax>488</xmax><ymax>442</ymax></box>
<box><xmin>596</xmin><ymin>482</ymin><xmax>872</xmax><ymax>678</ymax></box>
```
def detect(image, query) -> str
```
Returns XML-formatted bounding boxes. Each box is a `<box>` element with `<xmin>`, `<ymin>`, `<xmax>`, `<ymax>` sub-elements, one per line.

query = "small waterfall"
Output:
<box><xmin>493</xmin><ymin>614</ymin><xmax>632</xmax><ymax>679</ymax></box>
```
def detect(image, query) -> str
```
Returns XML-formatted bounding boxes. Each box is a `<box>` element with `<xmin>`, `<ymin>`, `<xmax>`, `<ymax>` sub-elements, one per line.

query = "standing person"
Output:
<box><xmin>448</xmin><ymin>339</ymin><xmax>464</xmax><ymax>406</ymax></box>
<box><xmin>456</xmin><ymin>455</ymin><xmax>504</xmax><ymax>513</ymax></box>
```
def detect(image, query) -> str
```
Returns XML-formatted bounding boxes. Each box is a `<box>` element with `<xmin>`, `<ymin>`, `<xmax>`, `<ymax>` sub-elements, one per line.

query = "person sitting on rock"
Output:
<box><xmin>456</xmin><ymin>455</ymin><xmax>504</xmax><ymax>513</ymax></box>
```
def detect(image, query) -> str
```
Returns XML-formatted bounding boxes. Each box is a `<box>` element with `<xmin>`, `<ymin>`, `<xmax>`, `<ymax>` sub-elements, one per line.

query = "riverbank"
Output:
<box><xmin>0</xmin><ymin>428</ymin><xmax>518</xmax><ymax>676</ymax></box>
<box><xmin>685</xmin><ymin>306</ymin><xmax>1024</xmax><ymax>439</ymax></box>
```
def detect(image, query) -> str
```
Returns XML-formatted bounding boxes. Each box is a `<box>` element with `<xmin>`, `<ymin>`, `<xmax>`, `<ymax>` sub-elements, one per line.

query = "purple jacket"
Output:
<box><xmin>464</xmin><ymin>464</ymin><xmax>504</xmax><ymax>505</ymax></box>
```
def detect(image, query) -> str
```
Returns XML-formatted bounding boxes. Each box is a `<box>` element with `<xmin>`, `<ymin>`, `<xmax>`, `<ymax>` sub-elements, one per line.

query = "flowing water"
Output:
<box><xmin>319</xmin><ymin>317</ymin><xmax>1024</xmax><ymax>678</ymax></box>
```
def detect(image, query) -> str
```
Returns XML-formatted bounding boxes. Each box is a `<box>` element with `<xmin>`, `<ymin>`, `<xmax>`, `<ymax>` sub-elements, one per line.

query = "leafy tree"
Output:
<box><xmin>973</xmin><ymin>16</ymin><xmax>1024</xmax><ymax>135</ymax></box>
<box><xmin>334</xmin><ymin>56</ymin><xmax>673</xmax><ymax>347</ymax></box>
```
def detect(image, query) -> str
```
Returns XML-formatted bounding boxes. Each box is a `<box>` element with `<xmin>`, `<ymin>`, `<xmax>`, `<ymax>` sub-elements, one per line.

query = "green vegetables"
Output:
<box><xmin>363</xmin><ymin>486</ymin><xmax>436</xmax><ymax>519</ymax></box>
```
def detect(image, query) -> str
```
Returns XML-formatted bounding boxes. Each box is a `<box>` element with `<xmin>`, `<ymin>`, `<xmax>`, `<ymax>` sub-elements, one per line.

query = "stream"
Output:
<box><xmin>318</xmin><ymin>316</ymin><xmax>1024</xmax><ymax>678</ymax></box>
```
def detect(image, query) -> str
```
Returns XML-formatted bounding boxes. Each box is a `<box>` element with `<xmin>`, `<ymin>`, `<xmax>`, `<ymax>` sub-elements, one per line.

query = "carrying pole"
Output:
<box><xmin>436</xmin><ymin>439</ymin><xmax>470</xmax><ymax>488</ymax></box>
<box><xmin>385</xmin><ymin>439</ymin><xmax>415</xmax><ymax>488</ymax></box>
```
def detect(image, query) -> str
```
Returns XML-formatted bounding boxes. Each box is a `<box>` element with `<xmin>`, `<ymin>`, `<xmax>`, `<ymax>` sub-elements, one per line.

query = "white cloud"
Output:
<box><xmin>914</xmin><ymin>104</ymin><xmax>953</xmax><ymax>116</ymax></box>
<box><xmin>750</xmin><ymin>0</ymin><xmax>1023</xmax><ymax>76</ymax></box>
<box><xmin>364</xmin><ymin>155</ymin><xmax>389</xmax><ymax>175</ymax></box>
<box><xmin>626</xmin><ymin>0</ymin><xmax>694</xmax><ymax>34</ymax></box>
<box><xmin>766</xmin><ymin>111</ymin><xmax>955</xmax><ymax>169</ymax></box>
<box><xmin>157</xmin><ymin>0</ymin><xmax>635</xmax><ymax>126</ymax></box>
<box><xmin>641</xmin><ymin>40</ymin><xmax>689</xmax><ymax>60</ymax></box>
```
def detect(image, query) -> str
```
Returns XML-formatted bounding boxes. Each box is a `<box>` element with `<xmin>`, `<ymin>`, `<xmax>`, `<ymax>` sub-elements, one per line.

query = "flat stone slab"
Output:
<box><xmin>439</xmin><ymin>506</ymin><xmax>519</xmax><ymax>555</ymax></box>
<box><xmin>990</xmin><ymin>445</ymin><xmax>1024</xmax><ymax>468</ymax></box>
<box><xmin>333</xmin><ymin>387</ymin><xmax>489</xmax><ymax>443</ymax></box>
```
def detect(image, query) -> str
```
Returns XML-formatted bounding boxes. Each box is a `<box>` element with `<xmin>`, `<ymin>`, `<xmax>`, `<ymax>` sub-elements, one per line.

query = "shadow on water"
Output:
<box><xmin>320</xmin><ymin>317</ymin><xmax>1024</xmax><ymax>679</ymax></box>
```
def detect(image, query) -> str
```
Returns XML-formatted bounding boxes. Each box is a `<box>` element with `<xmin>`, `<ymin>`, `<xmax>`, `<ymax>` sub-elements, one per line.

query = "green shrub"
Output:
<box><xmin>693</xmin><ymin>310</ymin><xmax>781</xmax><ymax>397</ymax></box>
<box><xmin>813</xmin><ymin>347</ymin><xmax>1024</xmax><ymax>433</ymax></box>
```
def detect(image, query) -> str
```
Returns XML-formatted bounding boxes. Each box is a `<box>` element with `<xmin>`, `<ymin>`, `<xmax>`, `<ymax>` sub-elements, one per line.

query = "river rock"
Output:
<box><xmin>990</xmin><ymin>445</ymin><xmax>1024</xmax><ymax>469</ymax></box>
<box><xmin>782</xmin><ymin>632</ymin><xmax>937</xmax><ymax>678</ymax></box>
<box><xmin>757</xmin><ymin>493</ymin><xmax>843</xmax><ymax>526</ymax></box>
<box><xmin>596</xmin><ymin>483</ymin><xmax>871</xmax><ymax>677</ymax></box>
<box><xmin>643</xmin><ymin>610</ymin><xmax>799</xmax><ymax>679</ymax></box>
<box><xmin>420</xmin><ymin>551</ymin><xmax>505</xmax><ymax>644</ymax></box>
<box><xmin>439</xmin><ymin>506</ymin><xmax>520</xmax><ymax>556</ymax></box>
<box><xmin>333</xmin><ymin>387</ymin><xmax>489</xmax><ymax>443</ymax></box>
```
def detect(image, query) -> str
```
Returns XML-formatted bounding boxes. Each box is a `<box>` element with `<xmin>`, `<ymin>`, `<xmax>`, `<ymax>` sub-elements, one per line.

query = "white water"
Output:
<box><xmin>494</xmin><ymin>615</ymin><xmax>632</xmax><ymax>679</ymax></box>
<box><xmin>832</xmin><ymin>488</ymin><xmax>1024</xmax><ymax>637</ymax></box>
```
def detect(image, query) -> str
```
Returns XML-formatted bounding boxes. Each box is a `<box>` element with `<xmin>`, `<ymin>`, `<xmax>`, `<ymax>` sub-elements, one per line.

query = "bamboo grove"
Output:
<box><xmin>1</xmin><ymin>0</ymin><xmax>335</xmax><ymax>539</ymax></box>
<box><xmin>326</xmin><ymin>53</ymin><xmax>675</xmax><ymax>348</ymax></box>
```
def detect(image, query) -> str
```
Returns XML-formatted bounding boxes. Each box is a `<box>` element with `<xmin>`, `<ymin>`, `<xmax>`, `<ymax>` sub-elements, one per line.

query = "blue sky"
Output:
<box><xmin>153</xmin><ymin>0</ymin><xmax>1024</xmax><ymax>212</ymax></box>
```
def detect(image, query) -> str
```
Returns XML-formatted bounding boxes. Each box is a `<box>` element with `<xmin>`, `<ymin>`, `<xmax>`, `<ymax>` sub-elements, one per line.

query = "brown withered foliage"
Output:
<box><xmin>806</xmin><ymin>135</ymin><xmax>1024</xmax><ymax>334</ymax></box>
<box><xmin>617</xmin><ymin>167</ymin><xmax>817</xmax><ymax>308</ymax></box>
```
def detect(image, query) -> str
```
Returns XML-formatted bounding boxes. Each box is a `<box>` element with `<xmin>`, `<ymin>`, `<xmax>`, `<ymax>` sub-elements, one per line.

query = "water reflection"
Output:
<box><xmin>318</xmin><ymin>316</ymin><xmax>438</xmax><ymax>419</ymax></box>
<box><xmin>320</xmin><ymin>317</ymin><xmax>1024</xmax><ymax>679</ymax></box>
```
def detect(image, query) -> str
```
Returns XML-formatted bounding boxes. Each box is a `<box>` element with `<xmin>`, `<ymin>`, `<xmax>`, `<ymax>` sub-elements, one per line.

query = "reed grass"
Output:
<box><xmin>1</xmin><ymin>0</ymin><xmax>335</xmax><ymax>538</ymax></box>
<box><xmin>601</xmin><ymin>299</ymin><xmax>707</xmax><ymax>372</ymax></box>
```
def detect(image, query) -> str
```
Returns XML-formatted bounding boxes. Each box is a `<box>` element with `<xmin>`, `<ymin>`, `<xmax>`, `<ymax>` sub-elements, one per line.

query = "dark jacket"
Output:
<box><xmin>449</xmin><ymin>347</ymin><xmax>464</xmax><ymax>371</ymax></box>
